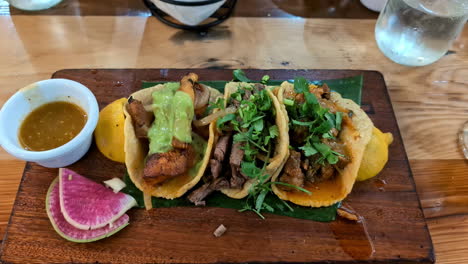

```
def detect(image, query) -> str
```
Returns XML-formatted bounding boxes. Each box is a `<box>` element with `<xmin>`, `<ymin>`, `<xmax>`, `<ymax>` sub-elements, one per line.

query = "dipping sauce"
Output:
<box><xmin>19</xmin><ymin>101</ymin><xmax>87</xmax><ymax>151</ymax></box>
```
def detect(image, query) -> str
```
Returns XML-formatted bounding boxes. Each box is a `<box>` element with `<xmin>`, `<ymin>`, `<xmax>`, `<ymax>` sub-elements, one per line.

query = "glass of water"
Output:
<box><xmin>375</xmin><ymin>0</ymin><xmax>468</xmax><ymax>66</ymax></box>
<box><xmin>7</xmin><ymin>0</ymin><xmax>63</xmax><ymax>11</ymax></box>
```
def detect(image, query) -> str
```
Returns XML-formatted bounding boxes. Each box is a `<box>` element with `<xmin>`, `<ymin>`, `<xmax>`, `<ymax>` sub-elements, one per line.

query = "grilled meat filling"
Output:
<box><xmin>229</xmin><ymin>142</ymin><xmax>247</xmax><ymax>188</ymax></box>
<box><xmin>280</xmin><ymin>134</ymin><xmax>350</xmax><ymax>189</ymax></box>
<box><xmin>279</xmin><ymin>150</ymin><xmax>305</xmax><ymax>191</ymax></box>
<box><xmin>210</xmin><ymin>134</ymin><xmax>231</xmax><ymax>179</ymax></box>
<box><xmin>188</xmin><ymin>134</ymin><xmax>232</xmax><ymax>205</ymax></box>
<box><xmin>143</xmin><ymin>145</ymin><xmax>195</xmax><ymax>183</ymax></box>
<box><xmin>188</xmin><ymin>83</ymin><xmax>274</xmax><ymax>204</ymax></box>
<box><xmin>279</xmin><ymin>83</ymin><xmax>350</xmax><ymax>191</ymax></box>
<box><xmin>127</xmin><ymin>98</ymin><xmax>154</xmax><ymax>139</ymax></box>
<box><xmin>188</xmin><ymin>178</ymin><xmax>230</xmax><ymax>206</ymax></box>
<box><xmin>214</xmin><ymin>134</ymin><xmax>231</xmax><ymax>161</ymax></box>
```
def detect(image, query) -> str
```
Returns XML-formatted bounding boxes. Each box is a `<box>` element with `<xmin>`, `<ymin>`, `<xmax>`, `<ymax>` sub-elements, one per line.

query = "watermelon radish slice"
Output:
<box><xmin>58</xmin><ymin>168</ymin><xmax>137</xmax><ymax>230</ymax></box>
<box><xmin>46</xmin><ymin>177</ymin><xmax>130</xmax><ymax>243</ymax></box>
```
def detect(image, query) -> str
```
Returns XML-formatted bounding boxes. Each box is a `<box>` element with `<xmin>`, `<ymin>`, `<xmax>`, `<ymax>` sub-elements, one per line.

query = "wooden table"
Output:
<box><xmin>0</xmin><ymin>15</ymin><xmax>467</xmax><ymax>264</ymax></box>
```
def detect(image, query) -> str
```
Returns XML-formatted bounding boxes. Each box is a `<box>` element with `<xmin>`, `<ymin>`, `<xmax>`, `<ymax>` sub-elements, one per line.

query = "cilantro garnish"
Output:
<box><xmin>221</xmin><ymin>82</ymin><xmax>284</xmax><ymax>217</ymax></box>
<box><xmin>216</xmin><ymin>113</ymin><xmax>236</xmax><ymax>129</ymax></box>
<box><xmin>207</xmin><ymin>97</ymin><xmax>225</xmax><ymax>113</ymax></box>
<box><xmin>233</xmin><ymin>69</ymin><xmax>252</xmax><ymax>83</ymax></box>
<box><xmin>240</xmin><ymin>181</ymin><xmax>312</xmax><ymax>219</ymax></box>
<box><xmin>233</xmin><ymin>69</ymin><xmax>271</xmax><ymax>85</ymax></box>
<box><xmin>228</xmin><ymin>87</ymin><xmax>274</xmax><ymax>162</ymax></box>
<box><xmin>286</xmin><ymin>77</ymin><xmax>345</xmax><ymax>166</ymax></box>
<box><xmin>335</xmin><ymin>112</ymin><xmax>343</xmax><ymax>131</ymax></box>
<box><xmin>222</xmin><ymin>77</ymin><xmax>315</xmax><ymax>218</ymax></box>
<box><xmin>294</xmin><ymin>77</ymin><xmax>309</xmax><ymax>93</ymax></box>
<box><xmin>283</xmin><ymin>98</ymin><xmax>294</xmax><ymax>106</ymax></box>
<box><xmin>299</xmin><ymin>142</ymin><xmax>318</xmax><ymax>157</ymax></box>
<box><xmin>241</xmin><ymin>161</ymin><xmax>263</xmax><ymax>179</ymax></box>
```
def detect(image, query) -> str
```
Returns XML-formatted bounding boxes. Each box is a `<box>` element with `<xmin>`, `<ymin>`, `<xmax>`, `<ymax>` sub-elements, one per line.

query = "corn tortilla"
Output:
<box><xmin>271</xmin><ymin>81</ymin><xmax>373</xmax><ymax>207</ymax></box>
<box><xmin>123</xmin><ymin>84</ymin><xmax>221</xmax><ymax>201</ymax></box>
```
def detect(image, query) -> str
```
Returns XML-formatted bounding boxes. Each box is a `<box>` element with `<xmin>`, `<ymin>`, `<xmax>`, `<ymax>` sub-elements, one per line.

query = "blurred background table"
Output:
<box><xmin>0</xmin><ymin>1</ymin><xmax>467</xmax><ymax>264</ymax></box>
<box><xmin>0</xmin><ymin>0</ymin><xmax>379</xmax><ymax>18</ymax></box>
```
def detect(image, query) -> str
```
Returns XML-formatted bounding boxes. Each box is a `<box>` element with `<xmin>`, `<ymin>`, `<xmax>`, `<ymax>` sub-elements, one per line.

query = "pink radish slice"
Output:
<box><xmin>59</xmin><ymin>168</ymin><xmax>136</xmax><ymax>230</ymax></box>
<box><xmin>46</xmin><ymin>177</ymin><xmax>129</xmax><ymax>243</ymax></box>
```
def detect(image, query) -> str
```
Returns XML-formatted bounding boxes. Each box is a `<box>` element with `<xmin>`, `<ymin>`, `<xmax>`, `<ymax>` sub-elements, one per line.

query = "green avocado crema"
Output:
<box><xmin>148</xmin><ymin>83</ymin><xmax>195</xmax><ymax>154</ymax></box>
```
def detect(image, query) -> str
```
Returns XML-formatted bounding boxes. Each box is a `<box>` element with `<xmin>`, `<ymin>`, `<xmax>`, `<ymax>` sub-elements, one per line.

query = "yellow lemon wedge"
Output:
<box><xmin>94</xmin><ymin>98</ymin><xmax>127</xmax><ymax>163</ymax></box>
<box><xmin>356</xmin><ymin>127</ymin><xmax>393</xmax><ymax>181</ymax></box>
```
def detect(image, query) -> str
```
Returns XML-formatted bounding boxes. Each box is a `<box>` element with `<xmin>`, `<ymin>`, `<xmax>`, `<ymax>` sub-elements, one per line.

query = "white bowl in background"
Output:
<box><xmin>151</xmin><ymin>0</ymin><xmax>226</xmax><ymax>26</ymax></box>
<box><xmin>0</xmin><ymin>79</ymin><xmax>99</xmax><ymax>168</ymax></box>
<box><xmin>360</xmin><ymin>0</ymin><xmax>387</xmax><ymax>12</ymax></box>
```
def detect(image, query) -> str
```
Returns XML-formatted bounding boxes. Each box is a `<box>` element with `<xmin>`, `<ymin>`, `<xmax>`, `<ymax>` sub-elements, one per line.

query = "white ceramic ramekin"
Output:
<box><xmin>0</xmin><ymin>79</ymin><xmax>99</xmax><ymax>168</ymax></box>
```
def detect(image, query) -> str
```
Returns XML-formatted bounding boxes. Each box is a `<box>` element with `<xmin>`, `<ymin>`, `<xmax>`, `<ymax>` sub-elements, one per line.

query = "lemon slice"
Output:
<box><xmin>94</xmin><ymin>98</ymin><xmax>127</xmax><ymax>163</ymax></box>
<box><xmin>356</xmin><ymin>127</ymin><xmax>393</xmax><ymax>181</ymax></box>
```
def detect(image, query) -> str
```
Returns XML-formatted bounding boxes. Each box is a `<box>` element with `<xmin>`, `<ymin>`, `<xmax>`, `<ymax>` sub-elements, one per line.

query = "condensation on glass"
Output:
<box><xmin>375</xmin><ymin>0</ymin><xmax>468</xmax><ymax>66</ymax></box>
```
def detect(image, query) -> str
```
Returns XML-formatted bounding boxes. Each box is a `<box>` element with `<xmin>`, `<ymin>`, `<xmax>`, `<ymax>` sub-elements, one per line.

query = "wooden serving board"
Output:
<box><xmin>0</xmin><ymin>69</ymin><xmax>434</xmax><ymax>264</ymax></box>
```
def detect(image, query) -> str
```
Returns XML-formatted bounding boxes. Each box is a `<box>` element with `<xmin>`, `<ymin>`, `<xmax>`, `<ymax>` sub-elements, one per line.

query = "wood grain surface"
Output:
<box><xmin>0</xmin><ymin>16</ymin><xmax>466</xmax><ymax>263</ymax></box>
<box><xmin>1</xmin><ymin>0</ymin><xmax>379</xmax><ymax>18</ymax></box>
<box><xmin>0</xmin><ymin>69</ymin><xmax>433</xmax><ymax>264</ymax></box>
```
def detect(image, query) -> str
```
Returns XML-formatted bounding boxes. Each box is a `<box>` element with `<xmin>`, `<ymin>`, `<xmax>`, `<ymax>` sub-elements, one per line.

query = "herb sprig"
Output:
<box><xmin>240</xmin><ymin>181</ymin><xmax>311</xmax><ymax>219</ymax></box>
<box><xmin>233</xmin><ymin>69</ymin><xmax>252</xmax><ymax>83</ymax></box>
<box><xmin>206</xmin><ymin>98</ymin><xmax>225</xmax><ymax>113</ymax></box>
<box><xmin>233</xmin><ymin>69</ymin><xmax>271</xmax><ymax>85</ymax></box>
<box><xmin>239</xmin><ymin>141</ymin><xmax>311</xmax><ymax>219</ymax></box>
<box><xmin>287</xmin><ymin>77</ymin><xmax>344</xmax><ymax>165</ymax></box>
<box><xmin>224</xmin><ymin>84</ymin><xmax>278</xmax><ymax>164</ymax></box>
<box><xmin>220</xmin><ymin>82</ymin><xmax>287</xmax><ymax>217</ymax></box>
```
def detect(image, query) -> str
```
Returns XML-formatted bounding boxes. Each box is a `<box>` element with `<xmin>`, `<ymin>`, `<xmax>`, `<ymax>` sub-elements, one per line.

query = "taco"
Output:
<box><xmin>271</xmin><ymin>80</ymin><xmax>373</xmax><ymax>207</ymax></box>
<box><xmin>187</xmin><ymin>82</ymin><xmax>290</xmax><ymax>205</ymax></box>
<box><xmin>123</xmin><ymin>73</ymin><xmax>222</xmax><ymax>209</ymax></box>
